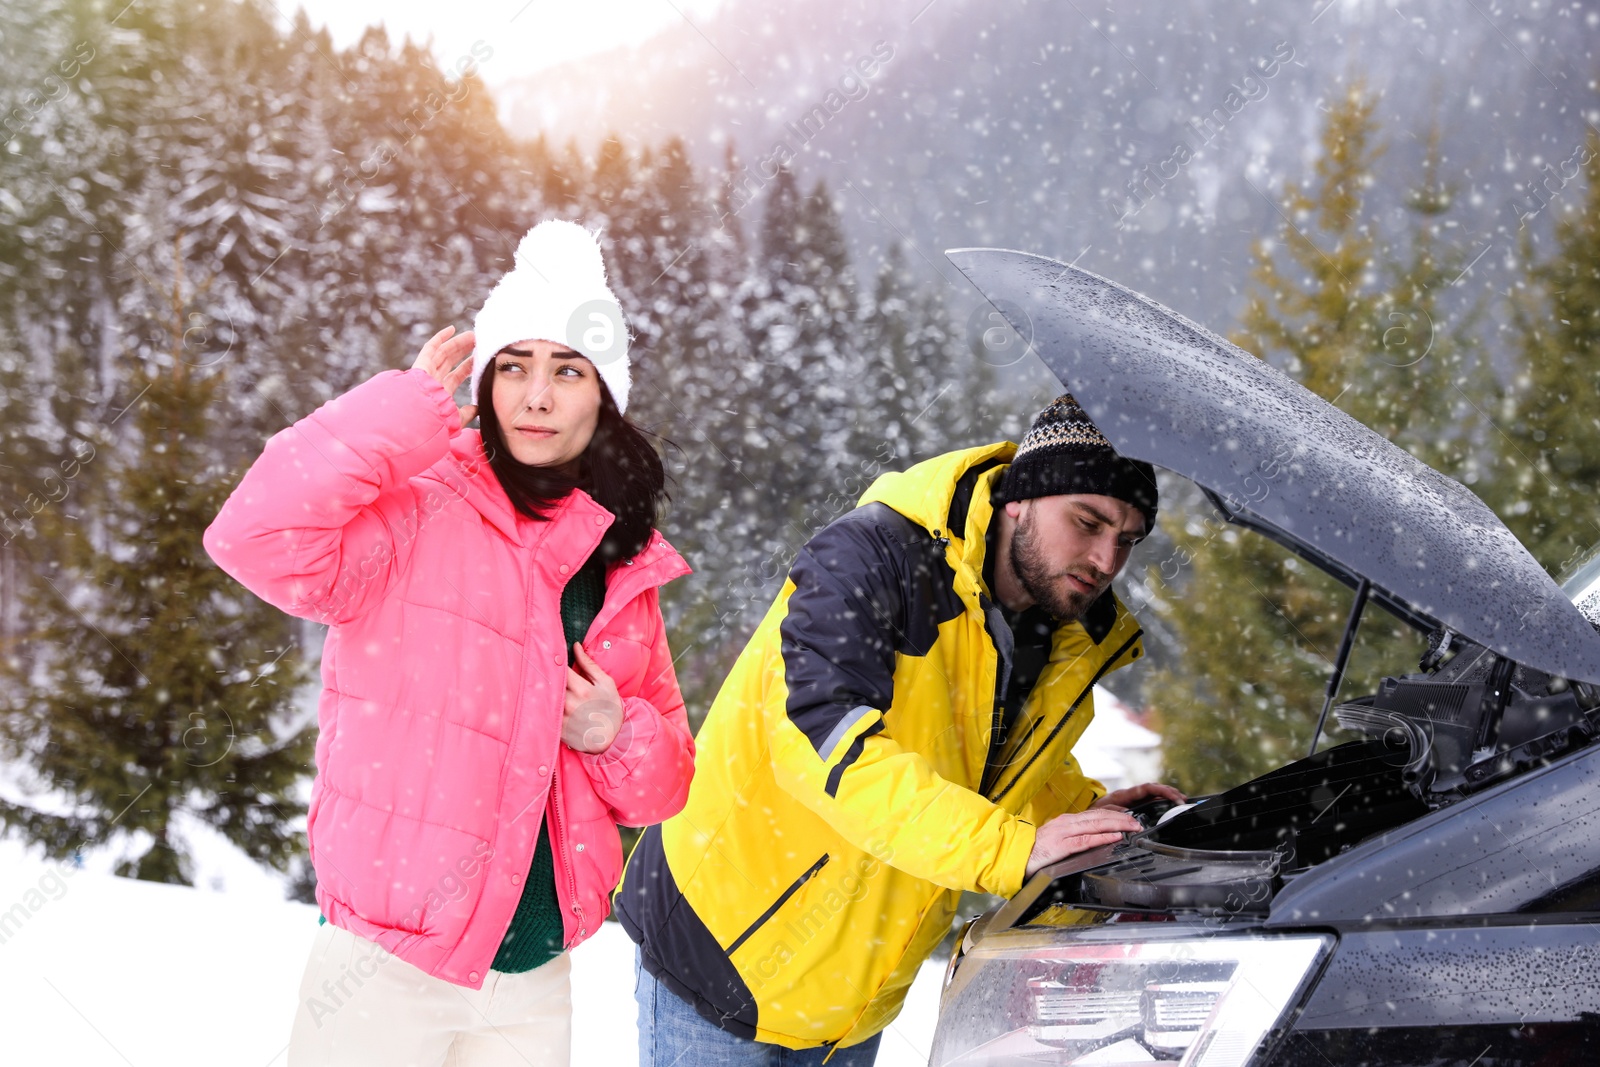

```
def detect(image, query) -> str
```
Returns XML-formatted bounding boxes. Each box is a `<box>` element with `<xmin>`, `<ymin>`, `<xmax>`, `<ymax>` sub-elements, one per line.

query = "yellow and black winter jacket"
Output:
<box><xmin>615</xmin><ymin>443</ymin><xmax>1146</xmax><ymax>1049</ymax></box>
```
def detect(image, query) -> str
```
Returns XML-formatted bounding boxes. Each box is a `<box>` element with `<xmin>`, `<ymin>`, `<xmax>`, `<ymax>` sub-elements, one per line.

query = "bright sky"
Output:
<box><xmin>280</xmin><ymin>0</ymin><xmax>727</xmax><ymax>81</ymax></box>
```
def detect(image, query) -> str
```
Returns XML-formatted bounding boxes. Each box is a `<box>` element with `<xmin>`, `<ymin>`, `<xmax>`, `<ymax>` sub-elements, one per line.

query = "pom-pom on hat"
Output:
<box><xmin>470</xmin><ymin>220</ymin><xmax>632</xmax><ymax>413</ymax></box>
<box><xmin>996</xmin><ymin>394</ymin><xmax>1159</xmax><ymax>529</ymax></box>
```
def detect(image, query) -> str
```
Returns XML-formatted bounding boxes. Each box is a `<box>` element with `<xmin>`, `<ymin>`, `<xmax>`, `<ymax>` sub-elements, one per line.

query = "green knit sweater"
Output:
<box><xmin>490</xmin><ymin>551</ymin><xmax>607</xmax><ymax>973</ymax></box>
<box><xmin>316</xmin><ymin>553</ymin><xmax>610</xmax><ymax>972</ymax></box>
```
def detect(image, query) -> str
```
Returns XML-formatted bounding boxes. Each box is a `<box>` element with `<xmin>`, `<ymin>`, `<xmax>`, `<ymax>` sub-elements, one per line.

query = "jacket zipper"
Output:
<box><xmin>488</xmin><ymin>513</ymin><xmax>553</xmax><ymax>975</ymax></box>
<box><xmin>488</xmin><ymin>501</ymin><xmax>676</xmax><ymax>972</ymax></box>
<box><xmin>548</xmin><ymin>759</ymin><xmax>585</xmax><ymax>946</ymax></box>
<box><xmin>977</xmin><ymin>592</ymin><xmax>1012</xmax><ymax>796</ymax></box>
<box><xmin>988</xmin><ymin>628</ymin><xmax>1144</xmax><ymax>803</ymax></box>
<box><xmin>530</xmin><ymin>519</ymin><xmax>683</xmax><ymax>954</ymax></box>
<box><xmin>726</xmin><ymin>853</ymin><xmax>831</xmax><ymax>956</ymax></box>
<box><xmin>984</xmin><ymin>713</ymin><xmax>1042</xmax><ymax>795</ymax></box>
<box><xmin>547</xmin><ymin>504</ymin><xmax>613</xmax><ymax>949</ymax></box>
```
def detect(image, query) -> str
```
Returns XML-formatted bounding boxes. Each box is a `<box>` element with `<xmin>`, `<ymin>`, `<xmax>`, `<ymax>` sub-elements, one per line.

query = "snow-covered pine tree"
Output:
<box><xmin>791</xmin><ymin>178</ymin><xmax>861</xmax><ymax>496</ymax></box>
<box><xmin>302</xmin><ymin>25</ymin><xmax>515</xmax><ymax>411</ymax></box>
<box><xmin>0</xmin><ymin>0</ymin><xmax>183</xmax><ymax>691</ymax></box>
<box><xmin>853</xmin><ymin>243</ymin><xmax>919</xmax><ymax>469</ymax></box>
<box><xmin>598</xmin><ymin>139</ymin><xmax>754</xmax><ymax>722</ymax></box>
<box><xmin>854</xmin><ymin>242</ymin><xmax>966</xmax><ymax>470</ymax></box>
<box><xmin>0</xmin><ymin>0</ymin><xmax>156</xmax><ymax>403</ymax></box>
<box><xmin>587</xmin><ymin>136</ymin><xmax>656</xmax><ymax>307</ymax></box>
<box><xmin>0</xmin><ymin>259</ymin><xmax>314</xmax><ymax>885</ymax></box>
<box><xmin>738</xmin><ymin>170</ymin><xmax>860</xmax><ymax>545</ymax></box>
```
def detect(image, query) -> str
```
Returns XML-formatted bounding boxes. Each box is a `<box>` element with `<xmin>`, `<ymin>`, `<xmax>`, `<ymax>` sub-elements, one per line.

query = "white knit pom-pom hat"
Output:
<box><xmin>469</xmin><ymin>220</ymin><xmax>632</xmax><ymax>413</ymax></box>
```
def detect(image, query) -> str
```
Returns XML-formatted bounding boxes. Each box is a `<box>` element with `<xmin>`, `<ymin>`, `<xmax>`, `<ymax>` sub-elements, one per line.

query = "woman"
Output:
<box><xmin>204</xmin><ymin>220</ymin><xmax>694</xmax><ymax>1066</ymax></box>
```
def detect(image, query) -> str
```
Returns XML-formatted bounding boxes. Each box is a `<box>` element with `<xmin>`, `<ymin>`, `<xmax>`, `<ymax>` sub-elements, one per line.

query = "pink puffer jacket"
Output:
<box><xmin>203</xmin><ymin>367</ymin><xmax>694</xmax><ymax>989</ymax></box>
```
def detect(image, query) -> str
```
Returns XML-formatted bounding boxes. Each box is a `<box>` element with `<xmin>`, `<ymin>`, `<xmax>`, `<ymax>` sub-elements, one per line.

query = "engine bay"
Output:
<box><xmin>1334</xmin><ymin>633</ymin><xmax>1600</xmax><ymax>795</ymax></box>
<box><xmin>1013</xmin><ymin>631</ymin><xmax>1600</xmax><ymax>923</ymax></box>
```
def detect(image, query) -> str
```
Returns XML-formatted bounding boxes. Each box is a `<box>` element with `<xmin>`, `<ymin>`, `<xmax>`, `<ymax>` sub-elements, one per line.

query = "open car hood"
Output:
<box><xmin>947</xmin><ymin>246</ymin><xmax>1600</xmax><ymax>684</ymax></box>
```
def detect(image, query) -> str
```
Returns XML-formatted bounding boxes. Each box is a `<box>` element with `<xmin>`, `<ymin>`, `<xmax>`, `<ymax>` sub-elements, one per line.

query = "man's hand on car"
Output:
<box><xmin>1024</xmin><ymin>784</ymin><xmax>1189</xmax><ymax>878</ymax></box>
<box><xmin>1025</xmin><ymin>808</ymin><xmax>1142</xmax><ymax>878</ymax></box>
<box><xmin>1090</xmin><ymin>782</ymin><xmax>1188</xmax><ymax>812</ymax></box>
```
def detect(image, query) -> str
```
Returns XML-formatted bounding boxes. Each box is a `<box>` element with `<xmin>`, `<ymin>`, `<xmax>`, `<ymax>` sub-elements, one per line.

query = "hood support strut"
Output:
<box><xmin>1200</xmin><ymin>483</ymin><xmax>1421</xmax><ymax>755</ymax></box>
<box><xmin>1310</xmin><ymin>578</ymin><xmax>1370</xmax><ymax>757</ymax></box>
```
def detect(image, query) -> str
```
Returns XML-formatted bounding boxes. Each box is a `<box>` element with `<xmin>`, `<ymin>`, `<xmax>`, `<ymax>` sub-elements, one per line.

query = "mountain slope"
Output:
<box><xmin>493</xmin><ymin>0</ymin><xmax>1598</xmax><ymax>333</ymax></box>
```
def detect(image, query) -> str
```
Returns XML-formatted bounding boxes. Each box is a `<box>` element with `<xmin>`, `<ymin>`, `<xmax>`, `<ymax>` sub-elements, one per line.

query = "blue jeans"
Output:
<box><xmin>634</xmin><ymin>949</ymin><xmax>881</xmax><ymax>1066</ymax></box>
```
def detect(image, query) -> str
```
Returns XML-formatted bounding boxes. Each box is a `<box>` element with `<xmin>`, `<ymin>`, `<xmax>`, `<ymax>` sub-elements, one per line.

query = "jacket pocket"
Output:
<box><xmin>726</xmin><ymin>853</ymin><xmax>830</xmax><ymax>955</ymax></box>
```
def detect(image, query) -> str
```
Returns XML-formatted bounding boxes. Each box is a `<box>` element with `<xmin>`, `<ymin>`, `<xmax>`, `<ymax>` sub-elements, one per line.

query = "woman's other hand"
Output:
<box><xmin>411</xmin><ymin>326</ymin><xmax>479</xmax><ymax>428</ymax></box>
<box><xmin>562</xmin><ymin>643</ymin><xmax>624</xmax><ymax>753</ymax></box>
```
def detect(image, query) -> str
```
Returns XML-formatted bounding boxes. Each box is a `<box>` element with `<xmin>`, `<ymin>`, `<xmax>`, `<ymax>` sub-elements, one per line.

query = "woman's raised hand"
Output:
<box><xmin>562</xmin><ymin>643</ymin><xmax>625</xmax><ymax>754</ymax></box>
<box><xmin>411</xmin><ymin>326</ymin><xmax>479</xmax><ymax>428</ymax></box>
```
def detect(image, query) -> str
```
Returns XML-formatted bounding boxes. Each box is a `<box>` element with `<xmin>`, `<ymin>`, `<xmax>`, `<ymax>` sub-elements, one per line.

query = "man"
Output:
<box><xmin>617</xmin><ymin>395</ymin><xmax>1184</xmax><ymax>1064</ymax></box>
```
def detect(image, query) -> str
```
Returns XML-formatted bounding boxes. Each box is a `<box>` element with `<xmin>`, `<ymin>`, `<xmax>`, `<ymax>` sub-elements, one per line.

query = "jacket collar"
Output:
<box><xmin>856</xmin><ymin>441</ymin><xmax>1017</xmax><ymax>590</ymax></box>
<box><xmin>429</xmin><ymin>432</ymin><xmax>691</xmax><ymax>608</ymax></box>
<box><xmin>858</xmin><ymin>442</ymin><xmax>1135</xmax><ymax>649</ymax></box>
<box><xmin>593</xmin><ymin>530</ymin><xmax>692</xmax><ymax>634</ymax></box>
<box><xmin>432</xmin><ymin>431</ymin><xmax>523</xmax><ymax>544</ymax></box>
<box><xmin>857</xmin><ymin>441</ymin><xmax>1016</xmax><ymax>540</ymax></box>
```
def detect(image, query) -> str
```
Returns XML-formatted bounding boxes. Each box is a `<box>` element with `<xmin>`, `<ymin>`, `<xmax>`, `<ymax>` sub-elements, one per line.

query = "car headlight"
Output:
<box><xmin>930</xmin><ymin>927</ymin><xmax>1331</xmax><ymax>1066</ymax></box>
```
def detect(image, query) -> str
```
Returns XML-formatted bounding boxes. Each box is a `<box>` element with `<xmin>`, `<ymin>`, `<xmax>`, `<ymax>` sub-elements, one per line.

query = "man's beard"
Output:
<box><xmin>1010</xmin><ymin>509</ymin><xmax>1104</xmax><ymax>622</ymax></box>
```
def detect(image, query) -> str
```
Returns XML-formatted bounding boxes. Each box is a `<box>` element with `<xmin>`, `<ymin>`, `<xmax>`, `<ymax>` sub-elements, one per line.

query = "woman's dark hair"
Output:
<box><xmin>476</xmin><ymin>359</ymin><xmax>668</xmax><ymax>563</ymax></box>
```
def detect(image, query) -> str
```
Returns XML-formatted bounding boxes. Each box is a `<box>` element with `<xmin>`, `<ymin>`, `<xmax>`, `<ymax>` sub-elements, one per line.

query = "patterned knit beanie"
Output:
<box><xmin>996</xmin><ymin>394</ymin><xmax>1159</xmax><ymax>528</ymax></box>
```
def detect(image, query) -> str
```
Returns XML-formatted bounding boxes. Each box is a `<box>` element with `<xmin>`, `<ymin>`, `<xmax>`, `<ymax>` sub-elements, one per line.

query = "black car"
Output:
<box><xmin>928</xmin><ymin>248</ymin><xmax>1600</xmax><ymax>1067</ymax></box>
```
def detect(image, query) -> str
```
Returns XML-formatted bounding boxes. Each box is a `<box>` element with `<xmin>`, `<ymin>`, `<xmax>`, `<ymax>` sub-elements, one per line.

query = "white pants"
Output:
<box><xmin>287</xmin><ymin>922</ymin><xmax>572</xmax><ymax>1067</ymax></box>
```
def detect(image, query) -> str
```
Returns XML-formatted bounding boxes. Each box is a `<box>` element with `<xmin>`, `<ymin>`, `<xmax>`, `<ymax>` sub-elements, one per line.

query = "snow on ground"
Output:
<box><xmin>0</xmin><ymin>833</ymin><xmax>943</xmax><ymax>1066</ymax></box>
<box><xmin>0</xmin><ymin>685</ymin><xmax>1149</xmax><ymax>1064</ymax></box>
